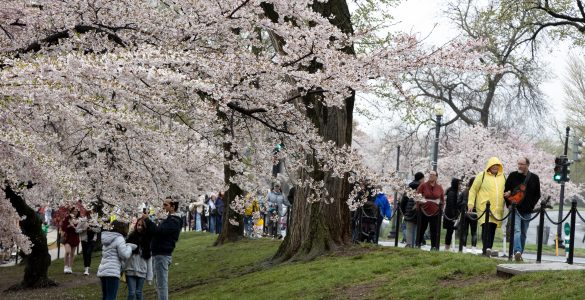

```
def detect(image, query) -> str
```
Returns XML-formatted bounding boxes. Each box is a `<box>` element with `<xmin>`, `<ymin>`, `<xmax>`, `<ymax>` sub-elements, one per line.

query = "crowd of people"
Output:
<box><xmin>45</xmin><ymin>197</ymin><xmax>182</xmax><ymax>300</ymax></box>
<box><xmin>399</xmin><ymin>156</ymin><xmax>541</xmax><ymax>261</ymax></box>
<box><xmin>185</xmin><ymin>184</ymin><xmax>293</xmax><ymax>239</ymax></box>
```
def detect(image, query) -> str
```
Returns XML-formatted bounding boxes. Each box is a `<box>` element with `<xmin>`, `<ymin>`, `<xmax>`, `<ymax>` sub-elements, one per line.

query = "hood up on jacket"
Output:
<box><xmin>484</xmin><ymin>157</ymin><xmax>504</xmax><ymax>175</ymax></box>
<box><xmin>101</xmin><ymin>231</ymin><xmax>122</xmax><ymax>246</ymax></box>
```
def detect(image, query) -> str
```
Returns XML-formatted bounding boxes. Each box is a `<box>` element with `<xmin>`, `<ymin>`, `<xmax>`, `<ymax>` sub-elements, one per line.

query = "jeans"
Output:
<box><xmin>81</xmin><ymin>240</ymin><xmax>94</xmax><ymax>268</ymax></box>
<box><xmin>100</xmin><ymin>276</ymin><xmax>120</xmax><ymax>300</ymax></box>
<box><xmin>126</xmin><ymin>275</ymin><xmax>145</xmax><ymax>300</ymax></box>
<box><xmin>154</xmin><ymin>255</ymin><xmax>172</xmax><ymax>300</ymax></box>
<box><xmin>195</xmin><ymin>213</ymin><xmax>202</xmax><ymax>231</ymax></box>
<box><xmin>244</xmin><ymin>216</ymin><xmax>253</xmax><ymax>236</ymax></box>
<box><xmin>514</xmin><ymin>211</ymin><xmax>532</xmax><ymax>253</ymax></box>
<box><xmin>405</xmin><ymin>221</ymin><xmax>417</xmax><ymax>247</ymax></box>
<box><xmin>209</xmin><ymin>215</ymin><xmax>216</xmax><ymax>233</ymax></box>
<box><xmin>216</xmin><ymin>215</ymin><xmax>223</xmax><ymax>234</ymax></box>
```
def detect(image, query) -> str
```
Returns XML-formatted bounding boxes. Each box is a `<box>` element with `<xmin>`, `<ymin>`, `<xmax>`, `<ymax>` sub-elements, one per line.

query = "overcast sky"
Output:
<box><xmin>354</xmin><ymin>0</ymin><xmax>584</xmax><ymax>138</ymax></box>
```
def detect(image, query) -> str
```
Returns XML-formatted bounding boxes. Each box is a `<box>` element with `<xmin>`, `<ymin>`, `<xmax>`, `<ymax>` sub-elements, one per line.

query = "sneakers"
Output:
<box><xmin>514</xmin><ymin>251</ymin><xmax>523</xmax><ymax>262</ymax></box>
<box><xmin>64</xmin><ymin>266</ymin><xmax>72</xmax><ymax>274</ymax></box>
<box><xmin>485</xmin><ymin>248</ymin><xmax>492</xmax><ymax>257</ymax></box>
<box><xmin>84</xmin><ymin>267</ymin><xmax>89</xmax><ymax>275</ymax></box>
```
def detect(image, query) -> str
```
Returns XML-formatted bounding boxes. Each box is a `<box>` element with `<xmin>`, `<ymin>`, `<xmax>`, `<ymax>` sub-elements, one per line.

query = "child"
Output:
<box><xmin>97</xmin><ymin>220</ymin><xmax>136</xmax><ymax>300</ymax></box>
<box><xmin>124</xmin><ymin>217</ymin><xmax>153</xmax><ymax>300</ymax></box>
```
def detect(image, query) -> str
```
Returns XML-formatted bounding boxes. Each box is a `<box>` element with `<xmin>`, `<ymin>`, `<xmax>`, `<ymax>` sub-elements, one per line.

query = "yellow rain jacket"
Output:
<box><xmin>467</xmin><ymin>157</ymin><xmax>506</xmax><ymax>228</ymax></box>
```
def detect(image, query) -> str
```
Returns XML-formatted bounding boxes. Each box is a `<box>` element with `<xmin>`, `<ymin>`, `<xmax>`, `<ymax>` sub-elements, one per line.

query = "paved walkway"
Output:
<box><xmin>378</xmin><ymin>240</ymin><xmax>585</xmax><ymax>264</ymax></box>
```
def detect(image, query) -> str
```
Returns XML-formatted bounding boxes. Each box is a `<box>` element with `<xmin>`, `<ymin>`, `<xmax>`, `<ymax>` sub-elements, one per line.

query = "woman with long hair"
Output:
<box><xmin>61</xmin><ymin>206</ymin><xmax>80</xmax><ymax>274</ymax></box>
<box><xmin>124</xmin><ymin>217</ymin><xmax>153</xmax><ymax>300</ymax></box>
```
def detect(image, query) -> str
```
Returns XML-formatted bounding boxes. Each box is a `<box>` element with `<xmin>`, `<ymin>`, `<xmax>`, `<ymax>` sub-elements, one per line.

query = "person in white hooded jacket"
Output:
<box><xmin>97</xmin><ymin>220</ymin><xmax>136</xmax><ymax>300</ymax></box>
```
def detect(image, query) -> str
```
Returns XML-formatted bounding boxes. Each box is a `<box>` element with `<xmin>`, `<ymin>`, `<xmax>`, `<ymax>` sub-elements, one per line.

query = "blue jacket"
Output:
<box><xmin>375</xmin><ymin>193</ymin><xmax>392</xmax><ymax>219</ymax></box>
<box><xmin>145</xmin><ymin>213</ymin><xmax>182</xmax><ymax>256</ymax></box>
<box><xmin>216</xmin><ymin>198</ymin><xmax>224</xmax><ymax>216</ymax></box>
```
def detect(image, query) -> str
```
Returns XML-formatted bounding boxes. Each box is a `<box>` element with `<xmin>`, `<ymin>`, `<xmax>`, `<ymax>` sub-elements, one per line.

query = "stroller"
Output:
<box><xmin>351</xmin><ymin>201</ymin><xmax>380</xmax><ymax>244</ymax></box>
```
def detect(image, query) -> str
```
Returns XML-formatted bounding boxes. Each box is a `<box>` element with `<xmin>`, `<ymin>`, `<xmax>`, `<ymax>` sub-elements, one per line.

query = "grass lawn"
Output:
<box><xmin>2</xmin><ymin>231</ymin><xmax>585</xmax><ymax>299</ymax></box>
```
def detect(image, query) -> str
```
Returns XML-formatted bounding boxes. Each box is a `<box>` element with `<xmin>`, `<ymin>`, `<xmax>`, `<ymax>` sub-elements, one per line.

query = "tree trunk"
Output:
<box><xmin>215</xmin><ymin>146</ymin><xmax>245</xmax><ymax>245</ymax></box>
<box><xmin>4</xmin><ymin>185</ymin><xmax>57</xmax><ymax>291</ymax></box>
<box><xmin>273</xmin><ymin>0</ymin><xmax>356</xmax><ymax>262</ymax></box>
<box><xmin>215</xmin><ymin>109</ymin><xmax>244</xmax><ymax>245</ymax></box>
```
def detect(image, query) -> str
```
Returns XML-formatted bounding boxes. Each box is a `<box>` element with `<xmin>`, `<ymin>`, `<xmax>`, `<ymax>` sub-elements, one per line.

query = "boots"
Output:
<box><xmin>84</xmin><ymin>267</ymin><xmax>89</xmax><ymax>275</ymax></box>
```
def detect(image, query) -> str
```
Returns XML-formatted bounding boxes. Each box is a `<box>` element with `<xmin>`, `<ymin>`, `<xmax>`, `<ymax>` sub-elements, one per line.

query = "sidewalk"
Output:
<box><xmin>0</xmin><ymin>227</ymin><xmax>65</xmax><ymax>267</ymax></box>
<box><xmin>378</xmin><ymin>240</ymin><xmax>585</xmax><ymax>264</ymax></box>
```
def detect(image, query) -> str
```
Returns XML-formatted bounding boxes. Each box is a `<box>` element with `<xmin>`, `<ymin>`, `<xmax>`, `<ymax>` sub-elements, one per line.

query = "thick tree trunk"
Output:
<box><xmin>4</xmin><ymin>185</ymin><xmax>57</xmax><ymax>291</ymax></box>
<box><xmin>273</xmin><ymin>0</ymin><xmax>355</xmax><ymax>262</ymax></box>
<box><xmin>215</xmin><ymin>108</ymin><xmax>244</xmax><ymax>245</ymax></box>
<box><xmin>215</xmin><ymin>146</ymin><xmax>245</xmax><ymax>245</ymax></box>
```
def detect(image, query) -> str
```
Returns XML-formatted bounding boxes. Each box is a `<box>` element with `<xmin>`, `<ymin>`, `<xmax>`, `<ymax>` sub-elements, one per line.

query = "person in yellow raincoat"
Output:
<box><xmin>467</xmin><ymin>157</ymin><xmax>505</xmax><ymax>257</ymax></box>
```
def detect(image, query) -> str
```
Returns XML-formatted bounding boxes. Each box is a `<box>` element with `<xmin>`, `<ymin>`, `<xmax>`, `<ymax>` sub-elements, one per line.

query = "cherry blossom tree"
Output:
<box><xmin>437</xmin><ymin>125</ymin><xmax>583</xmax><ymax>202</ymax></box>
<box><xmin>0</xmin><ymin>0</ymin><xmax>495</xmax><ymax>287</ymax></box>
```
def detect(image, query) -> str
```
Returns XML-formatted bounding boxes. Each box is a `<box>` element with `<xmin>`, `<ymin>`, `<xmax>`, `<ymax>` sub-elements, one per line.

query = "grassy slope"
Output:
<box><xmin>3</xmin><ymin>231</ymin><xmax>585</xmax><ymax>299</ymax></box>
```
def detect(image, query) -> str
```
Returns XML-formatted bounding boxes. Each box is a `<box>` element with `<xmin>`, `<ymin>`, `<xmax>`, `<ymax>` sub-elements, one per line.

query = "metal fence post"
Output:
<box><xmin>568</xmin><ymin>201</ymin><xmax>577</xmax><ymax>264</ymax></box>
<box><xmin>537</xmin><ymin>205</ymin><xmax>545</xmax><ymax>263</ymax></box>
<box><xmin>508</xmin><ymin>203</ymin><xmax>516</xmax><ymax>262</ymax></box>
<box><xmin>458</xmin><ymin>213</ymin><xmax>465</xmax><ymax>252</ymax></box>
<box><xmin>57</xmin><ymin>229</ymin><xmax>61</xmax><ymax>260</ymax></box>
<box><xmin>394</xmin><ymin>209</ymin><xmax>401</xmax><ymax>247</ymax></box>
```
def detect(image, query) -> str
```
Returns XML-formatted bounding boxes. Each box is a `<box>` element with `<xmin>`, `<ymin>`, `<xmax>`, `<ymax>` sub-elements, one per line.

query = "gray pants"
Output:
<box><xmin>405</xmin><ymin>221</ymin><xmax>417</xmax><ymax>247</ymax></box>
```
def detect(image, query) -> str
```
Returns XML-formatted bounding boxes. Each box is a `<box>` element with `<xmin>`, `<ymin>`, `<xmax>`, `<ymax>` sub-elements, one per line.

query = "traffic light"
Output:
<box><xmin>554</xmin><ymin>157</ymin><xmax>563</xmax><ymax>182</ymax></box>
<box><xmin>563</xmin><ymin>156</ymin><xmax>570</xmax><ymax>182</ymax></box>
<box><xmin>573</xmin><ymin>135</ymin><xmax>583</xmax><ymax>162</ymax></box>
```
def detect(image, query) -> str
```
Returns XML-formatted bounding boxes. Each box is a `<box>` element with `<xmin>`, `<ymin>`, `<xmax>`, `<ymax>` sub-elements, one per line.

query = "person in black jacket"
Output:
<box><xmin>143</xmin><ymin>197</ymin><xmax>182</xmax><ymax>300</ymax></box>
<box><xmin>400</xmin><ymin>172</ymin><xmax>424</xmax><ymax>247</ymax></box>
<box><xmin>443</xmin><ymin>178</ymin><xmax>461</xmax><ymax>251</ymax></box>
<box><xmin>458</xmin><ymin>177</ymin><xmax>478</xmax><ymax>253</ymax></box>
<box><xmin>504</xmin><ymin>157</ymin><xmax>541</xmax><ymax>262</ymax></box>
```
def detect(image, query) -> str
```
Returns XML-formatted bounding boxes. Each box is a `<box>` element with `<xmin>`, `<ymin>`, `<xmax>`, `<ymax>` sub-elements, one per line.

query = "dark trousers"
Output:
<box><xmin>216</xmin><ymin>215</ymin><xmax>223</xmax><ymax>234</ymax></box>
<box><xmin>375</xmin><ymin>216</ymin><xmax>383</xmax><ymax>244</ymax></box>
<box><xmin>100</xmin><ymin>276</ymin><xmax>120</xmax><ymax>300</ymax></box>
<box><xmin>481</xmin><ymin>222</ymin><xmax>497</xmax><ymax>254</ymax></box>
<box><xmin>445</xmin><ymin>227</ymin><xmax>454</xmax><ymax>246</ymax></box>
<box><xmin>461</xmin><ymin>218</ymin><xmax>478</xmax><ymax>247</ymax></box>
<box><xmin>81</xmin><ymin>240</ymin><xmax>94</xmax><ymax>268</ymax></box>
<box><xmin>417</xmin><ymin>214</ymin><xmax>439</xmax><ymax>249</ymax></box>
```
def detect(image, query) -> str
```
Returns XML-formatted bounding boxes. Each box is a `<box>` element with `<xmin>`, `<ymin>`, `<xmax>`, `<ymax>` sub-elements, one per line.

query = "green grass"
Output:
<box><xmin>3</xmin><ymin>231</ymin><xmax>585</xmax><ymax>299</ymax></box>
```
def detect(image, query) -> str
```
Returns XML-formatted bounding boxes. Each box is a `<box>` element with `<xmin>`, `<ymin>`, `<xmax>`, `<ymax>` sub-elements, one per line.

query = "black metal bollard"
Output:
<box><xmin>394</xmin><ymin>208</ymin><xmax>401</xmax><ymax>247</ymax></box>
<box><xmin>415</xmin><ymin>206</ymin><xmax>422</xmax><ymax>247</ymax></box>
<box><xmin>537</xmin><ymin>205</ymin><xmax>545</xmax><ymax>263</ymax></box>
<box><xmin>437</xmin><ymin>208</ymin><xmax>442</xmax><ymax>250</ymax></box>
<box><xmin>458</xmin><ymin>212</ymin><xmax>465</xmax><ymax>252</ymax></box>
<box><xmin>484</xmin><ymin>202</ymin><xmax>490</xmax><ymax>255</ymax></box>
<box><xmin>57</xmin><ymin>230</ymin><xmax>61</xmax><ymax>259</ymax></box>
<box><xmin>508</xmin><ymin>203</ymin><xmax>516</xmax><ymax>262</ymax></box>
<box><xmin>568</xmin><ymin>201</ymin><xmax>577</xmax><ymax>264</ymax></box>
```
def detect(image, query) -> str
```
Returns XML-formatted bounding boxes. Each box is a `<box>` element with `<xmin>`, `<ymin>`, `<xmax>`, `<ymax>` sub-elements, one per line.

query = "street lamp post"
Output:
<box><xmin>432</xmin><ymin>104</ymin><xmax>444</xmax><ymax>171</ymax></box>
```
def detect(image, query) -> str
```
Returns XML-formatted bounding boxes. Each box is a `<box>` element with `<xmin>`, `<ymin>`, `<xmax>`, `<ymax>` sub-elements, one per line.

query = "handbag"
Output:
<box><xmin>507</xmin><ymin>172</ymin><xmax>531</xmax><ymax>205</ymax></box>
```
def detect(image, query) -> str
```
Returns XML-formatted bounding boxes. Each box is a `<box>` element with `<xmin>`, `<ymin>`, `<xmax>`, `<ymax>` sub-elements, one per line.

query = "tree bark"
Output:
<box><xmin>4</xmin><ymin>185</ymin><xmax>57</xmax><ymax>291</ymax></box>
<box><xmin>215</xmin><ymin>109</ymin><xmax>244</xmax><ymax>245</ymax></box>
<box><xmin>273</xmin><ymin>0</ymin><xmax>355</xmax><ymax>262</ymax></box>
<box><xmin>215</xmin><ymin>144</ymin><xmax>245</xmax><ymax>245</ymax></box>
